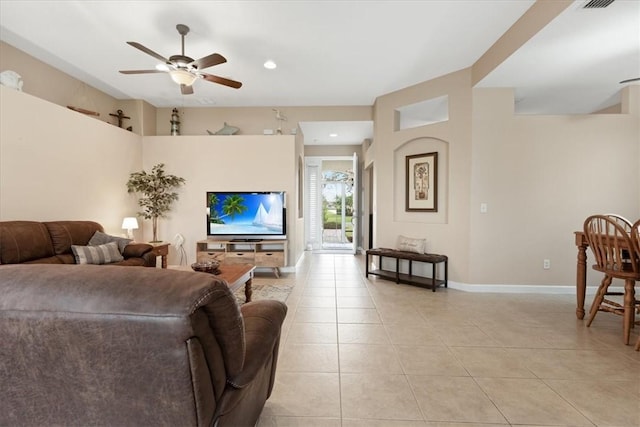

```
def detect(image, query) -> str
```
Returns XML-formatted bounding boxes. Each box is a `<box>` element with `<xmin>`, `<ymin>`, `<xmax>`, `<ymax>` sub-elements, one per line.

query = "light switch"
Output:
<box><xmin>480</xmin><ymin>203</ymin><xmax>488</xmax><ymax>213</ymax></box>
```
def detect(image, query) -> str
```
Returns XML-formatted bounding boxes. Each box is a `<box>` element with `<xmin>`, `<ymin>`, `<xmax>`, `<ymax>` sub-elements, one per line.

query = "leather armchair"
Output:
<box><xmin>0</xmin><ymin>264</ymin><xmax>287</xmax><ymax>426</ymax></box>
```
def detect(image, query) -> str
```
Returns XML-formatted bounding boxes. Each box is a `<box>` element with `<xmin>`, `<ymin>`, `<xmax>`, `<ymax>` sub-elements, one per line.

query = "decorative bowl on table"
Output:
<box><xmin>191</xmin><ymin>260</ymin><xmax>220</xmax><ymax>275</ymax></box>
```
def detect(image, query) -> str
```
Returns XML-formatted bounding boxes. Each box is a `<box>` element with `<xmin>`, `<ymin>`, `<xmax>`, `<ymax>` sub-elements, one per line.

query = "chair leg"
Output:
<box><xmin>587</xmin><ymin>275</ymin><xmax>612</xmax><ymax>327</ymax></box>
<box><xmin>623</xmin><ymin>279</ymin><xmax>635</xmax><ymax>345</ymax></box>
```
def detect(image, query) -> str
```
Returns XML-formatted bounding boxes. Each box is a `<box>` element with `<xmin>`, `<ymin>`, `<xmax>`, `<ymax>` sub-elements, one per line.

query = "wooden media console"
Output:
<box><xmin>197</xmin><ymin>239</ymin><xmax>287</xmax><ymax>277</ymax></box>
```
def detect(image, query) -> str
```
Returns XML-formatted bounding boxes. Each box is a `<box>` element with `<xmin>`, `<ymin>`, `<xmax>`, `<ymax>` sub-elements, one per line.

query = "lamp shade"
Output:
<box><xmin>122</xmin><ymin>217</ymin><xmax>139</xmax><ymax>230</ymax></box>
<box><xmin>169</xmin><ymin>69</ymin><xmax>197</xmax><ymax>86</ymax></box>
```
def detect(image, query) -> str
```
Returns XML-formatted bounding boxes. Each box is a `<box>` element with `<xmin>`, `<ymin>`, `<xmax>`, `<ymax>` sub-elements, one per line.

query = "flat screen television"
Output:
<box><xmin>206</xmin><ymin>191</ymin><xmax>286</xmax><ymax>240</ymax></box>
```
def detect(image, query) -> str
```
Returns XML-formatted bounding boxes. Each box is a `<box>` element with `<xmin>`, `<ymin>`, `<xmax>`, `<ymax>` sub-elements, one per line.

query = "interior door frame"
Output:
<box><xmin>351</xmin><ymin>152</ymin><xmax>359</xmax><ymax>255</ymax></box>
<box><xmin>304</xmin><ymin>155</ymin><xmax>361</xmax><ymax>254</ymax></box>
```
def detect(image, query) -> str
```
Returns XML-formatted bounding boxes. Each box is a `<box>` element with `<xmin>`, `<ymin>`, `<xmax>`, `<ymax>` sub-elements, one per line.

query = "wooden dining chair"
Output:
<box><xmin>592</xmin><ymin>215</ymin><xmax>635</xmax><ymax>308</ymax></box>
<box><xmin>583</xmin><ymin>215</ymin><xmax>640</xmax><ymax>345</ymax></box>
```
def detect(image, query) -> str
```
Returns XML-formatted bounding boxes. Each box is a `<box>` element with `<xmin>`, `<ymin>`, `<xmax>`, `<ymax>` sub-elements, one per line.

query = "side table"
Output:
<box><xmin>149</xmin><ymin>242</ymin><xmax>170</xmax><ymax>268</ymax></box>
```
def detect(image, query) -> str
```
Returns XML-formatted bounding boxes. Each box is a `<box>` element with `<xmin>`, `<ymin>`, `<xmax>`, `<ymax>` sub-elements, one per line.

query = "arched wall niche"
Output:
<box><xmin>393</xmin><ymin>137</ymin><xmax>449</xmax><ymax>224</ymax></box>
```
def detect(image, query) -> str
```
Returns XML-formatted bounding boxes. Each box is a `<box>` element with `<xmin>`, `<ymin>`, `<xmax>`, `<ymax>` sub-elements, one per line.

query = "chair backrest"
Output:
<box><xmin>603</xmin><ymin>213</ymin><xmax>633</xmax><ymax>233</ymax></box>
<box><xmin>604</xmin><ymin>214</ymin><xmax>633</xmax><ymax>263</ymax></box>
<box><xmin>583</xmin><ymin>214</ymin><xmax>638</xmax><ymax>276</ymax></box>
<box><xmin>632</xmin><ymin>219</ymin><xmax>640</xmax><ymax>258</ymax></box>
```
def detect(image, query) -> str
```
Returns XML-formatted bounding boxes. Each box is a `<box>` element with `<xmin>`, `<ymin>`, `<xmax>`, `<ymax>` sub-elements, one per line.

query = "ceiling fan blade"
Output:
<box><xmin>201</xmin><ymin>73</ymin><xmax>243</xmax><ymax>89</ymax></box>
<box><xmin>190</xmin><ymin>53</ymin><xmax>226</xmax><ymax>70</ymax></box>
<box><xmin>181</xmin><ymin>84</ymin><xmax>194</xmax><ymax>95</ymax></box>
<box><xmin>119</xmin><ymin>69</ymin><xmax>166</xmax><ymax>74</ymax></box>
<box><xmin>126</xmin><ymin>41</ymin><xmax>170</xmax><ymax>64</ymax></box>
<box><xmin>620</xmin><ymin>77</ymin><xmax>640</xmax><ymax>84</ymax></box>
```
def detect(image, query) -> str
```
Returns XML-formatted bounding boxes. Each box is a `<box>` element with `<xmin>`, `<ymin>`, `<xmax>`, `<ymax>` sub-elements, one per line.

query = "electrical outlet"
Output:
<box><xmin>543</xmin><ymin>259</ymin><xmax>551</xmax><ymax>270</ymax></box>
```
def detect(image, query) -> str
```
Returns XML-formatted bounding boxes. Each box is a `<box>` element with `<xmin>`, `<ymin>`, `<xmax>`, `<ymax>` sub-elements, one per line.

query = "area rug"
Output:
<box><xmin>234</xmin><ymin>282</ymin><xmax>293</xmax><ymax>304</ymax></box>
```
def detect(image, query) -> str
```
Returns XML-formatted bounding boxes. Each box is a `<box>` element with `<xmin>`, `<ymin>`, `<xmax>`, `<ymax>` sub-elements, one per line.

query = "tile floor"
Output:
<box><xmin>257</xmin><ymin>253</ymin><xmax>640</xmax><ymax>427</ymax></box>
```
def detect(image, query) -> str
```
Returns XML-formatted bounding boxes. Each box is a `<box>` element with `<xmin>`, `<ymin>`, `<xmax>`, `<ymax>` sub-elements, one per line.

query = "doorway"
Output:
<box><xmin>321</xmin><ymin>171</ymin><xmax>354</xmax><ymax>250</ymax></box>
<box><xmin>305</xmin><ymin>155</ymin><xmax>359</xmax><ymax>254</ymax></box>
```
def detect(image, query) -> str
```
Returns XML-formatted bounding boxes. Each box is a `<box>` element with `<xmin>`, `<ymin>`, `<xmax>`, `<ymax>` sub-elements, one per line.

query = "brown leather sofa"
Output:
<box><xmin>0</xmin><ymin>264</ymin><xmax>287</xmax><ymax>426</ymax></box>
<box><xmin>0</xmin><ymin>220</ymin><xmax>155</xmax><ymax>266</ymax></box>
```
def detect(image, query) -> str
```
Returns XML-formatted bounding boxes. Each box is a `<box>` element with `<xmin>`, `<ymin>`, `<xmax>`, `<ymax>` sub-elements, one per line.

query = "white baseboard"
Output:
<box><xmin>448</xmin><ymin>281</ymin><xmax>622</xmax><ymax>295</ymax></box>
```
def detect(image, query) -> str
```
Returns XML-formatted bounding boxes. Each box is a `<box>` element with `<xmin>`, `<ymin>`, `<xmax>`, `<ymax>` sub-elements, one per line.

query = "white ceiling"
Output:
<box><xmin>1</xmin><ymin>0</ymin><xmax>638</xmax><ymax>145</ymax></box>
<box><xmin>477</xmin><ymin>0</ymin><xmax>640</xmax><ymax>114</ymax></box>
<box><xmin>299</xmin><ymin>121</ymin><xmax>374</xmax><ymax>146</ymax></box>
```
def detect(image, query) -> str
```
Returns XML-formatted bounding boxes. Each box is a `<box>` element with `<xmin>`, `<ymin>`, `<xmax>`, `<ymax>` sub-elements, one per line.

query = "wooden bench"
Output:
<box><xmin>365</xmin><ymin>248</ymin><xmax>448</xmax><ymax>292</ymax></box>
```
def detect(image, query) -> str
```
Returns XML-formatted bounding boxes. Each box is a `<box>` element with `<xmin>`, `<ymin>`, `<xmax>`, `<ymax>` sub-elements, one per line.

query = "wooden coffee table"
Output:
<box><xmin>169</xmin><ymin>263</ymin><xmax>256</xmax><ymax>302</ymax></box>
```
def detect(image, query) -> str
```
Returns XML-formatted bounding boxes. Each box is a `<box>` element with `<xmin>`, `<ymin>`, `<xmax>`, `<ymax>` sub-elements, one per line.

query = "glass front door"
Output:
<box><xmin>321</xmin><ymin>171</ymin><xmax>354</xmax><ymax>251</ymax></box>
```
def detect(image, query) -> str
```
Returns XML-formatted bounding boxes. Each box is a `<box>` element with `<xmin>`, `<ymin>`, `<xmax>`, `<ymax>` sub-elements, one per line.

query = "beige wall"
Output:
<box><xmin>141</xmin><ymin>135</ymin><xmax>298</xmax><ymax>266</ymax></box>
<box><xmin>0</xmin><ymin>41</ymin><xmax>149</xmax><ymax>135</ymax></box>
<box><xmin>372</xmin><ymin>68</ymin><xmax>473</xmax><ymax>282</ymax></box>
<box><xmin>469</xmin><ymin>86</ymin><xmax>639</xmax><ymax>287</ymax></box>
<box><xmin>156</xmin><ymin>106</ymin><xmax>372</xmax><ymax>136</ymax></box>
<box><xmin>371</xmin><ymin>72</ymin><xmax>639</xmax><ymax>288</ymax></box>
<box><xmin>0</xmin><ymin>86</ymin><xmax>142</xmax><ymax>235</ymax></box>
<box><xmin>0</xmin><ymin>88</ymin><xmax>302</xmax><ymax>265</ymax></box>
<box><xmin>116</xmin><ymin>99</ymin><xmax>157</xmax><ymax>136</ymax></box>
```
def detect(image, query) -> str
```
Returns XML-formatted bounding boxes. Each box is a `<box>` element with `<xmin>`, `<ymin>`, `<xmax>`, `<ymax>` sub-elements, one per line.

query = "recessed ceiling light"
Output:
<box><xmin>264</xmin><ymin>60</ymin><xmax>277</xmax><ymax>70</ymax></box>
<box><xmin>329</xmin><ymin>133</ymin><xmax>338</xmax><ymax>138</ymax></box>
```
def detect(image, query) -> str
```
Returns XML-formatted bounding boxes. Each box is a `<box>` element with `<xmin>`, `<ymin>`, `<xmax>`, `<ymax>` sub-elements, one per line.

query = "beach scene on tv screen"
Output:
<box><xmin>208</xmin><ymin>192</ymin><xmax>284</xmax><ymax>235</ymax></box>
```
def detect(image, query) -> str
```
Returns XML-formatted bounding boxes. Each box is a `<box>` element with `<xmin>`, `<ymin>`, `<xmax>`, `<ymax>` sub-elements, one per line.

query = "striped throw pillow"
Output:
<box><xmin>71</xmin><ymin>242</ymin><xmax>124</xmax><ymax>265</ymax></box>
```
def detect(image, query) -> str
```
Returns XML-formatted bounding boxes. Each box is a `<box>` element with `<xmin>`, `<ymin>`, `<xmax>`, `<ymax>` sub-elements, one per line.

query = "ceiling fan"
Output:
<box><xmin>119</xmin><ymin>24</ymin><xmax>242</xmax><ymax>95</ymax></box>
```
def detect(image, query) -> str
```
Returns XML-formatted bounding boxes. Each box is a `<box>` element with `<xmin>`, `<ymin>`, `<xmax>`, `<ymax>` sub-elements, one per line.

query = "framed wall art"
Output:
<box><xmin>406</xmin><ymin>152</ymin><xmax>438</xmax><ymax>212</ymax></box>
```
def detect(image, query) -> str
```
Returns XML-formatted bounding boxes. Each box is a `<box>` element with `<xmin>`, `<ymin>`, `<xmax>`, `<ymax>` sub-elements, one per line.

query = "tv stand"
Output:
<box><xmin>197</xmin><ymin>239</ymin><xmax>287</xmax><ymax>277</ymax></box>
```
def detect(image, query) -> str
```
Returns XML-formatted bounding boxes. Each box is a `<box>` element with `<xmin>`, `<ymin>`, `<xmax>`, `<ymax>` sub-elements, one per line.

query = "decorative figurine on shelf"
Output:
<box><xmin>170</xmin><ymin>108</ymin><xmax>181</xmax><ymax>135</ymax></box>
<box><xmin>273</xmin><ymin>108</ymin><xmax>287</xmax><ymax>135</ymax></box>
<box><xmin>207</xmin><ymin>122</ymin><xmax>239</xmax><ymax>135</ymax></box>
<box><xmin>109</xmin><ymin>109</ymin><xmax>130</xmax><ymax>128</ymax></box>
<box><xmin>0</xmin><ymin>70</ymin><xmax>23</xmax><ymax>91</ymax></box>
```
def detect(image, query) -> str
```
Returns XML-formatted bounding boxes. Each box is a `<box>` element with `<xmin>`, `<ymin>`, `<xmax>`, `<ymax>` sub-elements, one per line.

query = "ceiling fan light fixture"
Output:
<box><xmin>122</xmin><ymin>24</ymin><xmax>242</xmax><ymax>93</ymax></box>
<box><xmin>169</xmin><ymin>69</ymin><xmax>197</xmax><ymax>86</ymax></box>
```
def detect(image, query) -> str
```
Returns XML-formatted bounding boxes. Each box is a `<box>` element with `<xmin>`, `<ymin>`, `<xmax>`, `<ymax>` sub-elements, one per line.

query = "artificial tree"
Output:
<box><xmin>126</xmin><ymin>163</ymin><xmax>185</xmax><ymax>242</ymax></box>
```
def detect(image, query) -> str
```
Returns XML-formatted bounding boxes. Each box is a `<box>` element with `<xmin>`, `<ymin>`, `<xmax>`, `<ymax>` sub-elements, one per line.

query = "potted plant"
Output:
<box><xmin>126</xmin><ymin>163</ymin><xmax>185</xmax><ymax>242</ymax></box>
